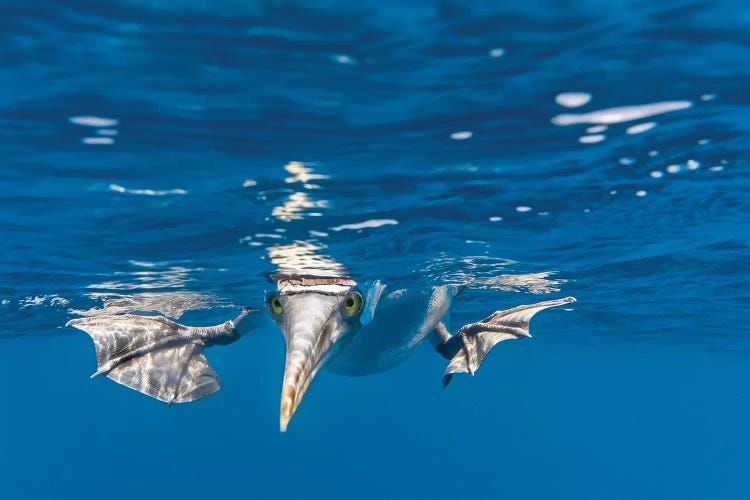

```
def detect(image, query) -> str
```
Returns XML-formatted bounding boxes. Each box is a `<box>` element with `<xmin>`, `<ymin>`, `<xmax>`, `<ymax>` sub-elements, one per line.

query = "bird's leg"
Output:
<box><xmin>433</xmin><ymin>321</ymin><xmax>474</xmax><ymax>387</ymax></box>
<box><xmin>440</xmin><ymin>297</ymin><xmax>575</xmax><ymax>387</ymax></box>
<box><xmin>434</xmin><ymin>321</ymin><xmax>453</xmax><ymax>344</ymax></box>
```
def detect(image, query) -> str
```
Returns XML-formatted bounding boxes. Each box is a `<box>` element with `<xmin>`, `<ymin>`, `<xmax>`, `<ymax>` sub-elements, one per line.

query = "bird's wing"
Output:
<box><xmin>442</xmin><ymin>296</ymin><xmax>575</xmax><ymax>386</ymax></box>
<box><xmin>67</xmin><ymin>313</ymin><xmax>242</xmax><ymax>403</ymax></box>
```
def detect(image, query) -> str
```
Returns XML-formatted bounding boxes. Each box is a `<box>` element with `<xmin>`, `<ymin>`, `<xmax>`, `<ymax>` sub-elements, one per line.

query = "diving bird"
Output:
<box><xmin>68</xmin><ymin>158</ymin><xmax>577</xmax><ymax>430</ymax></box>
<box><xmin>68</xmin><ymin>267</ymin><xmax>574</xmax><ymax>431</ymax></box>
<box><xmin>266</xmin><ymin>275</ymin><xmax>574</xmax><ymax>431</ymax></box>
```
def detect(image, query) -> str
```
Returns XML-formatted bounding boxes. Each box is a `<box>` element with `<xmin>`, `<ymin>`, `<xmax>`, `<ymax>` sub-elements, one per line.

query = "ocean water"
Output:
<box><xmin>2</xmin><ymin>0</ymin><xmax>749</xmax><ymax>498</ymax></box>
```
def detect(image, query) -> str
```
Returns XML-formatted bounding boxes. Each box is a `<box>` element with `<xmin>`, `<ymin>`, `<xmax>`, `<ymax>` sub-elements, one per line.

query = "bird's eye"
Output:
<box><xmin>342</xmin><ymin>291</ymin><xmax>364</xmax><ymax>317</ymax></box>
<box><xmin>267</xmin><ymin>294</ymin><xmax>283</xmax><ymax>316</ymax></box>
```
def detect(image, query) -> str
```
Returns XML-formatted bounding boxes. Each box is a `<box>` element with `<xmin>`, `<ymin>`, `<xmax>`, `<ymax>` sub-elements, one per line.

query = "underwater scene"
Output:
<box><xmin>1</xmin><ymin>1</ymin><xmax>749</xmax><ymax>499</ymax></box>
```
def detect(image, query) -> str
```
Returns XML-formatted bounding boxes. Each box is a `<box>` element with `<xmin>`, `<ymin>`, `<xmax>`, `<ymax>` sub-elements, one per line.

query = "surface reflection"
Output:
<box><xmin>268</xmin><ymin>240</ymin><xmax>347</xmax><ymax>278</ymax></box>
<box><xmin>71</xmin><ymin>291</ymin><xmax>220</xmax><ymax>319</ymax></box>
<box><xmin>418</xmin><ymin>255</ymin><xmax>564</xmax><ymax>294</ymax></box>
<box><xmin>87</xmin><ymin>260</ymin><xmax>202</xmax><ymax>290</ymax></box>
<box><xmin>552</xmin><ymin>100</ymin><xmax>692</xmax><ymax>126</ymax></box>
<box><xmin>283</xmin><ymin>160</ymin><xmax>329</xmax><ymax>188</ymax></box>
<box><xmin>271</xmin><ymin>191</ymin><xmax>328</xmax><ymax>222</ymax></box>
<box><xmin>271</xmin><ymin>161</ymin><xmax>330</xmax><ymax>222</ymax></box>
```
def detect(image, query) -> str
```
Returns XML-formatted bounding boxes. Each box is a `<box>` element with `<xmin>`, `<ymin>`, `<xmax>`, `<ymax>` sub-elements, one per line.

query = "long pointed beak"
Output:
<box><xmin>278</xmin><ymin>294</ymin><xmax>340</xmax><ymax>432</ymax></box>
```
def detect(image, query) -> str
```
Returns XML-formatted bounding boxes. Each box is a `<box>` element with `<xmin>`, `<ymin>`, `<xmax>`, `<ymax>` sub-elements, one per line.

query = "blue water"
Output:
<box><xmin>2</xmin><ymin>0</ymin><xmax>750</xmax><ymax>498</ymax></box>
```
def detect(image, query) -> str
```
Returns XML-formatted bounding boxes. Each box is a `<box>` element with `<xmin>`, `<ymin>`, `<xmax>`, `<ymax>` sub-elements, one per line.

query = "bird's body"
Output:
<box><xmin>325</xmin><ymin>285</ymin><xmax>454</xmax><ymax>376</ymax></box>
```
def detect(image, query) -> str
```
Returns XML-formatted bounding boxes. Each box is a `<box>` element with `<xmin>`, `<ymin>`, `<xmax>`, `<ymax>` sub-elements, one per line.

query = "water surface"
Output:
<box><xmin>1</xmin><ymin>1</ymin><xmax>749</xmax><ymax>498</ymax></box>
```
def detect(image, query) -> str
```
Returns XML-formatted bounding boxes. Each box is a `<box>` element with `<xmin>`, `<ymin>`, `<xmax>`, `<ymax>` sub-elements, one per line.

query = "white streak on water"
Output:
<box><xmin>110</xmin><ymin>184</ymin><xmax>187</xmax><ymax>196</ymax></box>
<box><xmin>552</xmin><ymin>100</ymin><xmax>692</xmax><ymax>126</ymax></box>
<box><xmin>330</xmin><ymin>219</ymin><xmax>398</xmax><ymax>231</ymax></box>
<box><xmin>20</xmin><ymin>295</ymin><xmax>69</xmax><ymax>309</ymax></box>
<box><xmin>666</xmin><ymin>165</ymin><xmax>681</xmax><ymax>174</ymax></box>
<box><xmin>488</xmin><ymin>48</ymin><xmax>505</xmax><ymax>57</ymax></box>
<box><xmin>129</xmin><ymin>260</ymin><xmax>156</xmax><ymax>267</ymax></box>
<box><xmin>587</xmin><ymin>125</ymin><xmax>607</xmax><ymax>133</ymax></box>
<box><xmin>69</xmin><ymin>115</ymin><xmax>119</xmax><ymax>127</ymax></box>
<box><xmin>579</xmin><ymin>134</ymin><xmax>605</xmax><ymax>144</ymax></box>
<box><xmin>82</xmin><ymin>137</ymin><xmax>114</xmax><ymax>145</ymax></box>
<box><xmin>333</xmin><ymin>54</ymin><xmax>357</xmax><ymax>65</ymax></box>
<box><xmin>626</xmin><ymin>122</ymin><xmax>656</xmax><ymax>134</ymax></box>
<box><xmin>450</xmin><ymin>131</ymin><xmax>473</xmax><ymax>140</ymax></box>
<box><xmin>555</xmin><ymin>92</ymin><xmax>591</xmax><ymax>108</ymax></box>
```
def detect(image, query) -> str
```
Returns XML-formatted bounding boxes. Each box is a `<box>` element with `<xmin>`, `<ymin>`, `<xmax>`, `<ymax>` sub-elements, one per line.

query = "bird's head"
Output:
<box><xmin>267</xmin><ymin>277</ymin><xmax>384</xmax><ymax>431</ymax></box>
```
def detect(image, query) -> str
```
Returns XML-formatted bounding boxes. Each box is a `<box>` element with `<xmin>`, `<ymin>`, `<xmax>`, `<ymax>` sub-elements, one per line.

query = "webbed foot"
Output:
<box><xmin>441</xmin><ymin>297</ymin><xmax>575</xmax><ymax>386</ymax></box>
<box><xmin>67</xmin><ymin>308</ymin><xmax>256</xmax><ymax>403</ymax></box>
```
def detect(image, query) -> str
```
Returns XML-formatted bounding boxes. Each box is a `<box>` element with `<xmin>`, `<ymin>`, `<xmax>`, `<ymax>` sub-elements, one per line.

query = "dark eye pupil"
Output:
<box><xmin>346</xmin><ymin>298</ymin><xmax>354</xmax><ymax>307</ymax></box>
<box><xmin>274</xmin><ymin>299</ymin><xmax>281</xmax><ymax>308</ymax></box>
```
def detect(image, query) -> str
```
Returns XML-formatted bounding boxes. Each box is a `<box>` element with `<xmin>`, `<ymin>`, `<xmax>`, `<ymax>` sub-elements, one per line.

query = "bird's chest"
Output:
<box><xmin>325</xmin><ymin>286</ymin><xmax>452</xmax><ymax>375</ymax></box>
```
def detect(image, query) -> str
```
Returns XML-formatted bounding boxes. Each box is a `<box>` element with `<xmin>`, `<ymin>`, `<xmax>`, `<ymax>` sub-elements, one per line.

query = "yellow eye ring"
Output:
<box><xmin>342</xmin><ymin>291</ymin><xmax>364</xmax><ymax>317</ymax></box>
<box><xmin>268</xmin><ymin>294</ymin><xmax>283</xmax><ymax>316</ymax></box>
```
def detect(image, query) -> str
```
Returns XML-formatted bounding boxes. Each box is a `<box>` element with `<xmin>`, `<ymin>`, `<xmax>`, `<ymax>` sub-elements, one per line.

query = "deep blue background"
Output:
<box><xmin>1</xmin><ymin>1</ymin><xmax>749</xmax><ymax>498</ymax></box>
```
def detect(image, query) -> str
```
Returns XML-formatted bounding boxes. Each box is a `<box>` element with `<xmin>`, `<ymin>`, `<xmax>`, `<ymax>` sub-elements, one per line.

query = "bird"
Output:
<box><xmin>68</xmin><ymin>260</ymin><xmax>574</xmax><ymax>431</ymax></box>
<box><xmin>67</xmin><ymin>162</ymin><xmax>575</xmax><ymax>431</ymax></box>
